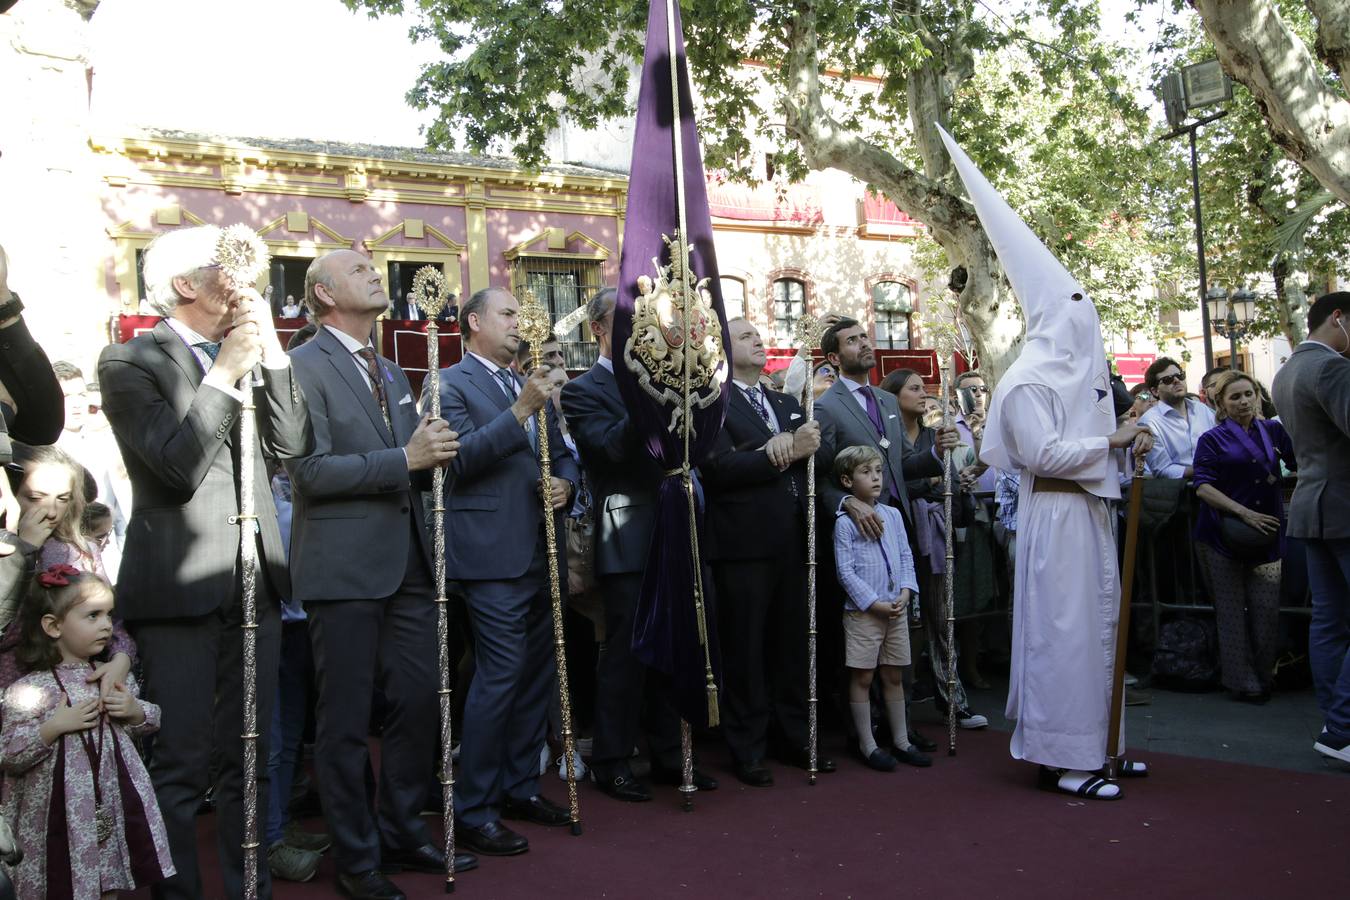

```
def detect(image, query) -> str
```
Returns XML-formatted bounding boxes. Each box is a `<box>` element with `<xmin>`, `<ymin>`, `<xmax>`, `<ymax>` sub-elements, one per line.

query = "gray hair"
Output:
<box><xmin>303</xmin><ymin>254</ymin><xmax>338</xmax><ymax>319</ymax></box>
<box><xmin>141</xmin><ymin>225</ymin><xmax>223</xmax><ymax>316</ymax></box>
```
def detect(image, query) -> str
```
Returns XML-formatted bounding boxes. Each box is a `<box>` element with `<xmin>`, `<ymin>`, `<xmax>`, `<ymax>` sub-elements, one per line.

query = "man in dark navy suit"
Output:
<box><xmin>560</xmin><ymin>288</ymin><xmax>717</xmax><ymax>801</ymax></box>
<box><xmin>702</xmin><ymin>318</ymin><xmax>836</xmax><ymax>786</ymax></box>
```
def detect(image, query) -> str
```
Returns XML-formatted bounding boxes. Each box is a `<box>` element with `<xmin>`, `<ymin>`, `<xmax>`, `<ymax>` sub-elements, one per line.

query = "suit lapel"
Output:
<box><xmin>317</xmin><ymin>327</ymin><xmax>395</xmax><ymax>448</ymax></box>
<box><xmin>463</xmin><ymin>354</ymin><xmax>514</xmax><ymax>414</ymax></box>
<box><xmin>831</xmin><ymin>378</ymin><xmax>879</xmax><ymax>438</ymax></box>
<box><xmin>729</xmin><ymin>385</ymin><xmax>773</xmax><ymax>439</ymax></box>
<box><xmin>152</xmin><ymin>320</ymin><xmax>207</xmax><ymax>390</ymax></box>
<box><xmin>766</xmin><ymin>388</ymin><xmax>800</xmax><ymax>432</ymax></box>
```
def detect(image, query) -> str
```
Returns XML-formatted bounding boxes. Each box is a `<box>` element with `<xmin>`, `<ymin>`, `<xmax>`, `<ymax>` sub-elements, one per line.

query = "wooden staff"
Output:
<box><xmin>215</xmin><ymin>224</ymin><xmax>269</xmax><ymax>900</ymax></box>
<box><xmin>1106</xmin><ymin>452</ymin><xmax>1148</xmax><ymax>780</ymax></box>
<box><xmin>791</xmin><ymin>315</ymin><xmax>823</xmax><ymax>784</ymax></box>
<box><xmin>517</xmin><ymin>289</ymin><xmax>583</xmax><ymax>835</ymax></box>
<box><xmin>940</xmin><ymin>350</ymin><xmax>958</xmax><ymax>757</ymax></box>
<box><xmin>410</xmin><ymin>266</ymin><xmax>459</xmax><ymax>891</ymax></box>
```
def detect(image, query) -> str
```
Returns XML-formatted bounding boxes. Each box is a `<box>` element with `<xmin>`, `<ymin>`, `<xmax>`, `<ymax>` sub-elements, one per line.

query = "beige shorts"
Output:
<box><xmin>844</xmin><ymin>600</ymin><xmax>911</xmax><ymax>669</ymax></box>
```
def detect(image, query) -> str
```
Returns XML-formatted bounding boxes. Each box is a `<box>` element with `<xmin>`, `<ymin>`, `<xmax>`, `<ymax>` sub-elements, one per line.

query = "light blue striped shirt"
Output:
<box><xmin>1138</xmin><ymin>397</ymin><xmax>1216</xmax><ymax>478</ymax></box>
<box><xmin>833</xmin><ymin>503</ymin><xmax>919</xmax><ymax>612</ymax></box>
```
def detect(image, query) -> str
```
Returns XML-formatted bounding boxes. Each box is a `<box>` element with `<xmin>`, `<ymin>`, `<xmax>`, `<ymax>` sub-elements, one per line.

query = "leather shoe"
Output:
<box><xmin>733</xmin><ymin>759</ymin><xmax>774</xmax><ymax>787</ymax></box>
<box><xmin>380</xmin><ymin>842</ymin><xmax>478</xmax><ymax>874</ymax></box>
<box><xmin>650</xmin><ymin>763</ymin><xmax>719</xmax><ymax>791</ymax></box>
<box><xmin>455</xmin><ymin>820</ymin><xmax>529</xmax><ymax>857</ymax></box>
<box><xmin>503</xmin><ymin>793</ymin><xmax>572</xmax><ymax>827</ymax></box>
<box><xmin>778</xmin><ymin>747</ymin><xmax>837</xmax><ymax>774</ymax></box>
<box><xmin>336</xmin><ymin>870</ymin><xmax>406</xmax><ymax>900</ymax></box>
<box><xmin>908</xmin><ymin>730</ymin><xmax>938</xmax><ymax>753</ymax></box>
<box><xmin>592</xmin><ymin>769</ymin><xmax>653</xmax><ymax>802</ymax></box>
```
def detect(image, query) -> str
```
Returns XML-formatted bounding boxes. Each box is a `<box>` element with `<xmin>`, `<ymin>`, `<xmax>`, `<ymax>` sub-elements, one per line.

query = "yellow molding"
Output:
<box><xmin>503</xmin><ymin>229</ymin><xmax>611</xmax><ymax>262</ymax></box>
<box><xmin>369</xmin><ymin>221</ymin><xmax>466</xmax><ymax>256</ymax></box>
<box><xmin>94</xmin><ymin>134</ymin><xmax>629</xmax><ymax>193</ymax></box>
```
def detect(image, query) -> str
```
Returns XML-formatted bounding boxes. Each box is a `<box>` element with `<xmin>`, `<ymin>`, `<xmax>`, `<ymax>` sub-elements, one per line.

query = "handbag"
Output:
<box><xmin>1218</xmin><ymin>514</ymin><xmax>1278</xmax><ymax>555</ymax></box>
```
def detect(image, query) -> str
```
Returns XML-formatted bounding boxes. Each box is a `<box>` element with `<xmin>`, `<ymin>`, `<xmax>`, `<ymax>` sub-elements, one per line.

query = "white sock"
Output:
<box><xmin>1058</xmin><ymin>768</ymin><xmax>1121</xmax><ymax>799</ymax></box>
<box><xmin>851</xmin><ymin>702</ymin><xmax>878</xmax><ymax>756</ymax></box>
<box><xmin>886</xmin><ymin>700</ymin><xmax>911</xmax><ymax>751</ymax></box>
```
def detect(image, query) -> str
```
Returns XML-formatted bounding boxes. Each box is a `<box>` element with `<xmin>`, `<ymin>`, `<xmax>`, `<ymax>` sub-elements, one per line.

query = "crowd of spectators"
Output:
<box><xmin>0</xmin><ymin>228</ymin><xmax>1348</xmax><ymax>898</ymax></box>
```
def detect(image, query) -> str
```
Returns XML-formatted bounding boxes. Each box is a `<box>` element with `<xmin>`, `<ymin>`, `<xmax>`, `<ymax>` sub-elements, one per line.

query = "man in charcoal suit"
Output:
<box><xmin>97</xmin><ymin>225</ymin><xmax>313</xmax><ymax>900</ymax></box>
<box><xmin>813</xmin><ymin>317</ymin><xmax>980</xmax><ymax>738</ymax></box>
<box><xmin>560</xmin><ymin>288</ymin><xmax>718</xmax><ymax>801</ymax></box>
<box><xmin>429</xmin><ymin>287</ymin><xmax>578</xmax><ymax>856</ymax></box>
<box><xmin>286</xmin><ymin>249</ymin><xmax>475</xmax><ymax>900</ymax></box>
<box><xmin>702</xmin><ymin>318</ymin><xmax>836</xmax><ymax>786</ymax></box>
<box><xmin>1272</xmin><ymin>292</ymin><xmax>1350</xmax><ymax>765</ymax></box>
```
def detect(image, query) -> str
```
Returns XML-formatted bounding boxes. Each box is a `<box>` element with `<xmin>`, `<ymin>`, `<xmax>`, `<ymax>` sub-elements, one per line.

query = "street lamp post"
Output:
<box><xmin>1206</xmin><ymin>287</ymin><xmax>1256</xmax><ymax>370</ymax></box>
<box><xmin>1157</xmin><ymin>60</ymin><xmax>1233</xmax><ymax>373</ymax></box>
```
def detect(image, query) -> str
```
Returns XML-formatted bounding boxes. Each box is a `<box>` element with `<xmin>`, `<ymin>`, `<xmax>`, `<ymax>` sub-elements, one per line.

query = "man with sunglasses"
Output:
<box><xmin>1137</xmin><ymin>357</ymin><xmax>1215</xmax><ymax>479</ymax></box>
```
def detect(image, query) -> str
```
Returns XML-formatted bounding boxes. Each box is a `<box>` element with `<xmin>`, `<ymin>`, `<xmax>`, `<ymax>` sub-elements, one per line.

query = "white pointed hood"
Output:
<box><xmin>937</xmin><ymin>124</ymin><xmax>1118</xmax><ymax>499</ymax></box>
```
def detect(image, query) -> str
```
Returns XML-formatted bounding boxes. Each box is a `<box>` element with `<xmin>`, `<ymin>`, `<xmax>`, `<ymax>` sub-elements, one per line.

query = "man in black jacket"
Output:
<box><xmin>702</xmin><ymin>318</ymin><xmax>836</xmax><ymax>785</ymax></box>
<box><xmin>560</xmin><ymin>288</ymin><xmax>716</xmax><ymax>801</ymax></box>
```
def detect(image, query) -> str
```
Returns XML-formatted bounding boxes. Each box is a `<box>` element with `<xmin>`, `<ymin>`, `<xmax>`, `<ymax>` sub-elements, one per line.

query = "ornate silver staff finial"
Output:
<box><xmin>411</xmin><ymin>266</ymin><xmax>451</xmax><ymax>318</ymax></box>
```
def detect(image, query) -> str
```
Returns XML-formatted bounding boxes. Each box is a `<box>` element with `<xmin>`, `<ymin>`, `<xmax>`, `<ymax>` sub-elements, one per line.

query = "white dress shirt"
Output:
<box><xmin>1138</xmin><ymin>396</ymin><xmax>1216</xmax><ymax>479</ymax></box>
<box><xmin>732</xmin><ymin>378</ymin><xmax>780</xmax><ymax>433</ymax></box>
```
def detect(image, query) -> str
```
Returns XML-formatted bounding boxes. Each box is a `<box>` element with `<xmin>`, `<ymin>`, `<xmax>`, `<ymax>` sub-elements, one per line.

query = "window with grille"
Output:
<box><xmin>872</xmin><ymin>280</ymin><xmax>913</xmax><ymax>349</ymax></box>
<box><xmin>512</xmin><ymin>258</ymin><xmax>604</xmax><ymax>369</ymax></box>
<box><xmin>719</xmin><ymin>277</ymin><xmax>746</xmax><ymax>320</ymax></box>
<box><xmin>772</xmin><ymin>278</ymin><xmax>805</xmax><ymax>344</ymax></box>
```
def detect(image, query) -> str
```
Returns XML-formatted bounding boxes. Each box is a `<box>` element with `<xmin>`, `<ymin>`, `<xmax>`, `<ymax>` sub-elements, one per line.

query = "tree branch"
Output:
<box><xmin>1191</xmin><ymin>0</ymin><xmax>1350</xmax><ymax>206</ymax></box>
<box><xmin>1308</xmin><ymin>0</ymin><xmax>1350</xmax><ymax>87</ymax></box>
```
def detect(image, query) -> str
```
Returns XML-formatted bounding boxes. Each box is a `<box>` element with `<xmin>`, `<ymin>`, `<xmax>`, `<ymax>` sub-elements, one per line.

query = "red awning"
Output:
<box><xmin>706</xmin><ymin>174</ymin><xmax>824</xmax><ymax>225</ymax></box>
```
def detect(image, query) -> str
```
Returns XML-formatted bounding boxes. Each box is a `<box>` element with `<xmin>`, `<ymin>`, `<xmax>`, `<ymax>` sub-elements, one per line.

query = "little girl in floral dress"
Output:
<box><xmin>0</xmin><ymin>565</ymin><xmax>173</xmax><ymax>898</ymax></box>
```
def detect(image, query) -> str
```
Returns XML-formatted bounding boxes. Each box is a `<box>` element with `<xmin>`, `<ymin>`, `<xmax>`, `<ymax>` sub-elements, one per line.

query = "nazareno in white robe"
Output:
<box><xmin>999</xmin><ymin>383</ymin><xmax>1125</xmax><ymax>772</ymax></box>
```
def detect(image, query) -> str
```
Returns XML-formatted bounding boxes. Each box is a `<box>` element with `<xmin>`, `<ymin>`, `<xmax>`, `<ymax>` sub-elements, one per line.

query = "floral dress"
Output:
<box><xmin>0</xmin><ymin>663</ymin><xmax>173</xmax><ymax>898</ymax></box>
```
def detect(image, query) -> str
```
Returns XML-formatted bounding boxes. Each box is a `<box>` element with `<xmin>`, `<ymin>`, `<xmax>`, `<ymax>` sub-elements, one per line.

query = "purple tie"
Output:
<box><xmin>860</xmin><ymin>386</ymin><xmax>901</xmax><ymax>503</ymax></box>
<box><xmin>860</xmin><ymin>386</ymin><xmax>886</xmax><ymax>437</ymax></box>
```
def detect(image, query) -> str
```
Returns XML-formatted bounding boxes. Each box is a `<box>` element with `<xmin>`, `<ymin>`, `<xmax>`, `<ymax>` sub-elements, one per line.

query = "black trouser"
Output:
<box><xmin>307</xmin><ymin>533</ymin><xmax>438</xmax><ymax>874</ymax></box>
<box><xmin>713</xmin><ymin>544</ymin><xmax>809</xmax><ymax>764</ymax></box>
<box><xmin>590</xmin><ymin>572</ymin><xmax>681</xmax><ymax>774</ymax></box>
<box><xmin>134</xmin><ymin>572</ymin><xmax>281</xmax><ymax>900</ymax></box>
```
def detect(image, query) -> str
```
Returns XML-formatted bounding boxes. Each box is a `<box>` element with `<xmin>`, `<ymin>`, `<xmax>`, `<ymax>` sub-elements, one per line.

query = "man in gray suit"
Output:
<box><xmin>429</xmin><ymin>287</ymin><xmax>578</xmax><ymax>857</ymax></box>
<box><xmin>286</xmin><ymin>249</ymin><xmax>474</xmax><ymax>900</ymax></box>
<box><xmin>814</xmin><ymin>318</ymin><xmax>986</xmax><ymax>734</ymax></box>
<box><xmin>97</xmin><ymin>225</ymin><xmax>313</xmax><ymax>900</ymax></box>
<box><xmin>1271</xmin><ymin>291</ymin><xmax>1350</xmax><ymax>764</ymax></box>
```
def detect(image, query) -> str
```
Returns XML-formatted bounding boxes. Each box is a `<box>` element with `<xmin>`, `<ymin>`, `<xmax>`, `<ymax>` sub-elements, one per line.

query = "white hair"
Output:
<box><xmin>141</xmin><ymin>225</ymin><xmax>223</xmax><ymax>316</ymax></box>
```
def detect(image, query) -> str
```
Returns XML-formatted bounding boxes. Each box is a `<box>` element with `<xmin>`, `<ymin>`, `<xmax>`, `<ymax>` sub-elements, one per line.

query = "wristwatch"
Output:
<box><xmin>0</xmin><ymin>292</ymin><xmax>22</xmax><ymax>321</ymax></box>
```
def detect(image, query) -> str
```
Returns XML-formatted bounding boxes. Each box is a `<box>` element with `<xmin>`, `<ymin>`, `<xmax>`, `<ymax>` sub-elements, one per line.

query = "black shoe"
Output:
<box><xmin>733</xmin><ymin>759</ymin><xmax>774</xmax><ymax>787</ymax></box>
<box><xmin>454</xmin><ymin>820</ymin><xmax>529</xmax><ymax>857</ymax></box>
<box><xmin>650</xmin><ymin>763</ymin><xmax>719</xmax><ymax>791</ymax></box>
<box><xmin>591</xmin><ymin>769</ymin><xmax>653</xmax><ymax>802</ymax></box>
<box><xmin>861</xmin><ymin>747</ymin><xmax>897</xmax><ymax>772</ymax></box>
<box><xmin>777</xmin><ymin>747</ymin><xmax>837</xmax><ymax>774</ymax></box>
<box><xmin>336</xmin><ymin>870</ymin><xmax>406</xmax><ymax>900</ymax></box>
<box><xmin>380</xmin><ymin>842</ymin><xmax>473</xmax><ymax>874</ymax></box>
<box><xmin>893</xmin><ymin>746</ymin><xmax>932</xmax><ymax>768</ymax></box>
<box><xmin>907</xmin><ymin>730</ymin><xmax>938</xmax><ymax>753</ymax></box>
<box><xmin>502</xmin><ymin>793</ymin><xmax>572</xmax><ymax>827</ymax></box>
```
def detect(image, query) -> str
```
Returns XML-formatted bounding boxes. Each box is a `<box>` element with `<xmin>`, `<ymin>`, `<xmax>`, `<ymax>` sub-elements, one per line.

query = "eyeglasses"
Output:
<box><xmin>1156</xmin><ymin>373</ymin><xmax>1186</xmax><ymax>387</ymax></box>
<box><xmin>965</xmin><ymin>386</ymin><xmax>989</xmax><ymax>394</ymax></box>
<box><xmin>1136</xmin><ymin>392</ymin><xmax>1153</xmax><ymax>401</ymax></box>
<box><xmin>814</xmin><ymin>366</ymin><xmax>835</xmax><ymax>378</ymax></box>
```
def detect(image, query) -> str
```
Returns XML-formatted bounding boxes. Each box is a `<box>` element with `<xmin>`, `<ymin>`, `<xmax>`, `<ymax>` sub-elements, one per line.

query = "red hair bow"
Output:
<box><xmin>36</xmin><ymin>564</ymin><xmax>80</xmax><ymax>588</ymax></box>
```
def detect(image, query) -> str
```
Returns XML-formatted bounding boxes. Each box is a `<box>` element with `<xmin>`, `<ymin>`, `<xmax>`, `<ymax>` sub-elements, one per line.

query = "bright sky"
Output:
<box><xmin>88</xmin><ymin>0</ymin><xmax>1186</xmax><ymax>149</ymax></box>
<box><xmin>89</xmin><ymin>0</ymin><xmax>438</xmax><ymax>145</ymax></box>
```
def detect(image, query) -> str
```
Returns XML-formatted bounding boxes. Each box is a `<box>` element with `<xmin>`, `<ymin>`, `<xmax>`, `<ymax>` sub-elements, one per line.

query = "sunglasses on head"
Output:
<box><xmin>1156</xmin><ymin>373</ymin><xmax>1185</xmax><ymax>386</ymax></box>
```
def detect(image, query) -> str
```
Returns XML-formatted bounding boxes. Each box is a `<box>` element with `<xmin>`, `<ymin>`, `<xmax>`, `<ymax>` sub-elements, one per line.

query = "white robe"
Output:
<box><xmin>1000</xmin><ymin>383</ymin><xmax>1124</xmax><ymax>771</ymax></box>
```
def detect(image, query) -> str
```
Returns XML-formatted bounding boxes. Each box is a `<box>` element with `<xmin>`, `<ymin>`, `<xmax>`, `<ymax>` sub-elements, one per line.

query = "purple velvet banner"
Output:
<box><xmin>610</xmin><ymin>0</ymin><xmax>731</xmax><ymax>727</ymax></box>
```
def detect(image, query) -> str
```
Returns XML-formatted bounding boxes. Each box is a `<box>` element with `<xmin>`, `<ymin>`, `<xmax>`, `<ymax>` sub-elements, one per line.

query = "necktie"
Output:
<box><xmin>196</xmin><ymin>341</ymin><xmax>221</xmax><ymax>362</ymax></box>
<box><xmin>860</xmin><ymin>386</ymin><xmax>901</xmax><ymax>503</ymax></box>
<box><xmin>494</xmin><ymin>367</ymin><xmax>519</xmax><ymax>400</ymax></box>
<box><xmin>355</xmin><ymin>347</ymin><xmax>393</xmax><ymax>433</ymax></box>
<box><xmin>745</xmin><ymin>386</ymin><xmax>777</xmax><ymax>433</ymax></box>
<box><xmin>494</xmin><ymin>367</ymin><xmax>536</xmax><ymax>444</ymax></box>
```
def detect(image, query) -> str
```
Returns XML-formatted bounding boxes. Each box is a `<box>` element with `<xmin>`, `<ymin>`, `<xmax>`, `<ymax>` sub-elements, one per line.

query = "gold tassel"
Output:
<box><xmin>706</xmin><ymin>675</ymin><xmax>720</xmax><ymax>727</ymax></box>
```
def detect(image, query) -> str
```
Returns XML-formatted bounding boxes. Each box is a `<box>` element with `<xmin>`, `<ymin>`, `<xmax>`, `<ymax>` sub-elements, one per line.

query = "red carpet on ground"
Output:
<box><xmin>133</xmin><ymin>734</ymin><xmax>1347</xmax><ymax>899</ymax></box>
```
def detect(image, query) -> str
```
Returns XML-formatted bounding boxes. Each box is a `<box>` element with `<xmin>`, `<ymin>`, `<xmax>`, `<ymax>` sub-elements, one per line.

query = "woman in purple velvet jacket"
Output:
<box><xmin>1192</xmin><ymin>370</ymin><xmax>1298</xmax><ymax>703</ymax></box>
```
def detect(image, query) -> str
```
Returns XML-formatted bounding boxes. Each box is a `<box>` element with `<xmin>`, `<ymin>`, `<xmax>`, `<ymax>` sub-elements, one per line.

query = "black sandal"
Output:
<box><xmin>1038</xmin><ymin>766</ymin><xmax>1122</xmax><ymax>800</ymax></box>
